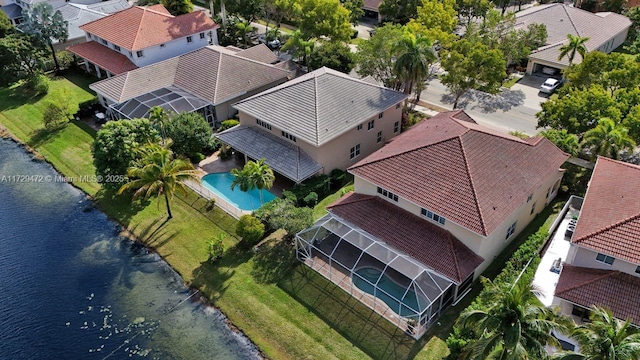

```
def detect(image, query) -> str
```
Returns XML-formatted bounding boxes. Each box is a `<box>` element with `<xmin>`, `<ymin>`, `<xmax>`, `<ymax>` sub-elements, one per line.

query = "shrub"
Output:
<box><xmin>236</xmin><ymin>215</ymin><xmax>265</xmax><ymax>247</ymax></box>
<box><xmin>218</xmin><ymin>119</ymin><xmax>239</xmax><ymax>132</ymax></box>
<box><xmin>56</xmin><ymin>50</ymin><xmax>74</xmax><ymax>70</ymax></box>
<box><xmin>254</xmin><ymin>198</ymin><xmax>313</xmax><ymax>237</ymax></box>
<box><xmin>207</xmin><ymin>234</ymin><xmax>225</xmax><ymax>263</ymax></box>
<box><xmin>218</xmin><ymin>144</ymin><xmax>233</xmax><ymax>160</ymax></box>
<box><xmin>330</xmin><ymin>168</ymin><xmax>347</xmax><ymax>189</ymax></box>
<box><xmin>26</xmin><ymin>73</ymin><xmax>49</xmax><ymax>95</ymax></box>
<box><xmin>75</xmin><ymin>97</ymin><xmax>99</xmax><ymax>118</ymax></box>
<box><xmin>290</xmin><ymin>175</ymin><xmax>331</xmax><ymax>206</ymax></box>
<box><xmin>303</xmin><ymin>191</ymin><xmax>318</xmax><ymax>206</ymax></box>
<box><xmin>42</xmin><ymin>101</ymin><xmax>68</xmax><ymax>129</ymax></box>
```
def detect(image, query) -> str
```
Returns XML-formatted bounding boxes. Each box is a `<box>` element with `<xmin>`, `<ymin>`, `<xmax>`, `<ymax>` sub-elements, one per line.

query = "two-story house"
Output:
<box><xmin>67</xmin><ymin>4</ymin><xmax>218</xmax><ymax>78</ymax></box>
<box><xmin>215</xmin><ymin>67</ymin><xmax>407</xmax><ymax>184</ymax></box>
<box><xmin>90</xmin><ymin>44</ymin><xmax>293</xmax><ymax>127</ymax></box>
<box><xmin>553</xmin><ymin>157</ymin><xmax>640</xmax><ymax>326</ymax></box>
<box><xmin>295</xmin><ymin>110</ymin><xmax>569</xmax><ymax>338</ymax></box>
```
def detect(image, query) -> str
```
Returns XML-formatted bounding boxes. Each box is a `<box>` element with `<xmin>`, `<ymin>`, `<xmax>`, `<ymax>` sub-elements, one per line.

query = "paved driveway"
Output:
<box><xmin>510</xmin><ymin>75</ymin><xmax>551</xmax><ymax>111</ymax></box>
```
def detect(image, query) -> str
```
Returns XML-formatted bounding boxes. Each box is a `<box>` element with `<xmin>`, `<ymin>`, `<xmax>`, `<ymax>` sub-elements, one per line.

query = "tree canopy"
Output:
<box><xmin>393</xmin><ymin>28</ymin><xmax>436</xmax><ymax>100</ymax></box>
<box><xmin>0</xmin><ymin>33</ymin><xmax>47</xmax><ymax>86</ymax></box>
<box><xmin>378</xmin><ymin>0</ymin><xmax>420</xmax><ymax>24</ymax></box>
<box><xmin>163</xmin><ymin>112</ymin><xmax>213</xmax><ymax>160</ymax></box>
<box><xmin>0</xmin><ymin>11</ymin><xmax>13</xmax><ymax>38</ymax></box>
<box><xmin>439</xmin><ymin>38</ymin><xmax>506</xmax><ymax>108</ymax></box>
<box><xmin>581</xmin><ymin>117</ymin><xmax>636</xmax><ymax>160</ymax></box>
<box><xmin>92</xmin><ymin>119</ymin><xmax>160</xmax><ymax>190</ymax></box>
<box><xmin>354</xmin><ymin>23</ymin><xmax>404</xmax><ymax>88</ymax></box>
<box><xmin>308</xmin><ymin>41</ymin><xmax>354</xmax><ymax>73</ymax></box>
<box><xmin>21</xmin><ymin>2</ymin><xmax>68</xmax><ymax>72</ymax></box>
<box><xmin>162</xmin><ymin>0</ymin><xmax>194</xmax><ymax>16</ymax></box>
<box><xmin>296</xmin><ymin>0</ymin><xmax>352</xmax><ymax>41</ymax></box>
<box><xmin>408</xmin><ymin>0</ymin><xmax>457</xmax><ymax>45</ymax></box>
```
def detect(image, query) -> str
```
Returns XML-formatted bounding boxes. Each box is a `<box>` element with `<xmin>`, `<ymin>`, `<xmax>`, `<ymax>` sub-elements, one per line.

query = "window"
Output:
<box><xmin>87</xmin><ymin>33</ymin><xmax>92</xmax><ymax>39</ymax></box>
<box><xmin>571</xmin><ymin>305</ymin><xmax>591</xmax><ymax>322</ymax></box>
<box><xmin>367</xmin><ymin>120</ymin><xmax>375</xmax><ymax>130</ymax></box>
<box><xmin>160</xmin><ymin>43</ymin><xmax>165</xmax><ymax>48</ymax></box>
<box><xmin>377</xmin><ymin>131</ymin><xmax>382</xmax><ymax>143</ymax></box>
<box><xmin>546</xmin><ymin>187</ymin><xmax>552</xmax><ymax>199</ymax></box>
<box><xmin>526</xmin><ymin>194</ymin><xmax>533</xmax><ymax>203</ymax></box>
<box><xmin>421</xmin><ymin>208</ymin><xmax>446</xmax><ymax>225</ymax></box>
<box><xmin>635</xmin><ymin>265</ymin><xmax>640</xmax><ymax>275</ymax></box>
<box><xmin>349</xmin><ymin>144</ymin><xmax>360</xmax><ymax>159</ymax></box>
<box><xmin>377</xmin><ymin>187</ymin><xmax>398</xmax><ymax>202</ymax></box>
<box><xmin>128</xmin><ymin>51</ymin><xmax>133</xmax><ymax>57</ymax></box>
<box><xmin>396</xmin><ymin>103</ymin><xmax>401</xmax><ymax>109</ymax></box>
<box><xmin>505</xmin><ymin>222</ymin><xmax>517</xmax><ymax>240</ymax></box>
<box><xmin>187</xmin><ymin>36</ymin><xmax>193</xmax><ymax>43</ymax></box>
<box><xmin>136</xmin><ymin>50</ymin><xmax>144</xmax><ymax>58</ymax></box>
<box><xmin>357</xmin><ymin>124</ymin><xmax>363</xmax><ymax>131</ymax></box>
<box><xmin>256</xmin><ymin>119</ymin><xmax>271</xmax><ymax>130</ymax></box>
<box><xmin>595</xmin><ymin>253</ymin><xmax>615</xmax><ymax>265</ymax></box>
<box><xmin>200</xmin><ymin>32</ymin><xmax>205</xmax><ymax>39</ymax></box>
<box><xmin>113</xmin><ymin>44</ymin><xmax>120</xmax><ymax>51</ymax></box>
<box><xmin>281</xmin><ymin>130</ymin><xmax>296</xmax><ymax>142</ymax></box>
<box><xmin>530</xmin><ymin>202</ymin><xmax>536</xmax><ymax>215</ymax></box>
<box><xmin>378</xmin><ymin>112</ymin><xmax>383</xmax><ymax>119</ymax></box>
<box><xmin>394</xmin><ymin>121</ymin><xmax>399</xmax><ymax>133</ymax></box>
<box><xmin>101</xmin><ymin>39</ymin><xmax>107</xmax><ymax>45</ymax></box>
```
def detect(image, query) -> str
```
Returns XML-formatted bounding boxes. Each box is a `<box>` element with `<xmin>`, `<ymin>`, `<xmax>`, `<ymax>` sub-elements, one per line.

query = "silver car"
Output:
<box><xmin>540</xmin><ymin>78</ymin><xmax>561</xmax><ymax>94</ymax></box>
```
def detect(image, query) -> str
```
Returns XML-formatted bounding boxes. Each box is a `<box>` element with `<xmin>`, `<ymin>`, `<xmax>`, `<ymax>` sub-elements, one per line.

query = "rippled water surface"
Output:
<box><xmin>0</xmin><ymin>139</ymin><xmax>260</xmax><ymax>359</ymax></box>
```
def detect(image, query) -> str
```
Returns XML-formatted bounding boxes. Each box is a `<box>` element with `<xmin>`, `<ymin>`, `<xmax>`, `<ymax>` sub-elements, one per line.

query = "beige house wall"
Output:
<box><xmin>566</xmin><ymin>245</ymin><xmax>640</xmax><ymax>276</ymax></box>
<box><xmin>237</xmin><ymin>101</ymin><xmax>403</xmax><ymax>173</ymax></box>
<box><xmin>352</xmin><ymin>168</ymin><xmax>565</xmax><ymax>278</ymax></box>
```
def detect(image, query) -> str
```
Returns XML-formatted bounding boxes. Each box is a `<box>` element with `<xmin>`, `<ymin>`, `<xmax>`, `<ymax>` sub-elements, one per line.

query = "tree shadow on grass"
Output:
<box><xmin>28</xmin><ymin>126</ymin><xmax>64</xmax><ymax>148</ymax></box>
<box><xmin>93</xmin><ymin>188</ymin><xmax>152</xmax><ymax>227</ymax></box>
<box><xmin>128</xmin><ymin>217</ymin><xmax>178</xmax><ymax>250</ymax></box>
<box><xmin>251</xmin><ymin>236</ymin><xmax>298</xmax><ymax>284</ymax></box>
<box><xmin>190</xmin><ymin>244</ymin><xmax>252</xmax><ymax>303</ymax></box>
<box><xmin>0</xmin><ymin>84</ymin><xmax>47</xmax><ymax>113</ymax></box>
<box><xmin>279</xmin><ymin>265</ymin><xmax>436</xmax><ymax>360</ymax></box>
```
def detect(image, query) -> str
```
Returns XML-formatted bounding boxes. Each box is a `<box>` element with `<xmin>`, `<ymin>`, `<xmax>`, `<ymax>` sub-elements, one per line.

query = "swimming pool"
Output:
<box><xmin>201</xmin><ymin>172</ymin><xmax>277</xmax><ymax>211</ymax></box>
<box><xmin>353</xmin><ymin>267</ymin><xmax>422</xmax><ymax>317</ymax></box>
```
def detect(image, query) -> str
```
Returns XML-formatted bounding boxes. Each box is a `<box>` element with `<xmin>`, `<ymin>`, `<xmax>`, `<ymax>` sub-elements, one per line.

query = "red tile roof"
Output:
<box><xmin>572</xmin><ymin>157</ymin><xmax>640</xmax><ymax>264</ymax></box>
<box><xmin>326</xmin><ymin>192</ymin><xmax>484</xmax><ymax>283</ymax></box>
<box><xmin>67</xmin><ymin>41</ymin><xmax>138</xmax><ymax>75</ymax></box>
<box><xmin>80</xmin><ymin>5</ymin><xmax>218</xmax><ymax>51</ymax></box>
<box><xmin>349</xmin><ymin>110</ymin><xmax>569</xmax><ymax>236</ymax></box>
<box><xmin>556</xmin><ymin>264</ymin><xmax>640</xmax><ymax>325</ymax></box>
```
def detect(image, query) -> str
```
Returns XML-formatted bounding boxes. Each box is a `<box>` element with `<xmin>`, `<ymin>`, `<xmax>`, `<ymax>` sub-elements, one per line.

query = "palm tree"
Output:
<box><xmin>539</xmin><ymin>129</ymin><xmax>580</xmax><ymax>157</ymax></box>
<box><xmin>581</xmin><ymin>118</ymin><xmax>636</xmax><ymax>160</ymax></box>
<box><xmin>230</xmin><ymin>159</ymin><xmax>275</xmax><ymax>204</ymax></box>
<box><xmin>558</xmin><ymin>34</ymin><xmax>589</xmax><ymax>65</ymax></box>
<box><xmin>555</xmin><ymin>307</ymin><xmax>640</xmax><ymax>360</ymax></box>
<box><xmin>148</xmin><ymin>106</ymin><xmax>169</xmax><ymax>143</ymax></box>
<box><xmin>118</xmin><ymin>142</ymin><xmax>199</xmax><ymax>219</ymax></box>
<box><xmin>21</xmin><ymin>3</ymin><xmax>68</xmax><ymax>72</ymax></box>
<box><xmin>459</xmin><ymin>278</ymin><xmax>572</xmax><ymax>359</ymax></box>
<box><xmin>282</xmin><ymin>30</ymin><xmax>314</xmax><ymax>70</ymax></box>
<box><xmin>234</xmin><ymin>20</ymin><xmax>254</xmax><ymax>48</ymax></box>
<box><xmin>393</xmin><ymin>30</ymin><xmax>437</xmax><ymax>102</ymax></box>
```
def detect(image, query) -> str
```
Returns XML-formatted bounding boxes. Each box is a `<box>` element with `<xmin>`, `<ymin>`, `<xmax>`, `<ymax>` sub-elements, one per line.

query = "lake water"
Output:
<box><xmin>0</xmin><ymin>139</ymin><xmax>261</xmax><ymax>359</ymax></box>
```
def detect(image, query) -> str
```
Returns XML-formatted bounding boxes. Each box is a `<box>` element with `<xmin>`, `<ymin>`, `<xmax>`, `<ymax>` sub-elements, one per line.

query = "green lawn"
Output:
<box><xmin>0</xmin><ymin>72</ymin><xmax>561</xmax><ymax>360</ymax></box>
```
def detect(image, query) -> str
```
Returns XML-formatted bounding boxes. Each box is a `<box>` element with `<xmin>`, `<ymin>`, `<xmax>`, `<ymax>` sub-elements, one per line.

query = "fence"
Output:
<box><xmin>185</xmin><ymin>180</ymin><xmax>249</xmax><ymax>220</ymax></box>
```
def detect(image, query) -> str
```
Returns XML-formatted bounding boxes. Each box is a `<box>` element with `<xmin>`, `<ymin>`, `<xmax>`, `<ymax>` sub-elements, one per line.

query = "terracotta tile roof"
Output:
<box><xmin>90</xmin><ymin>45</ymin><xmax>291</xmax><ymax>104</ymax></box>
<box><xmin>327</xmin><ymin>192</ymin><xmax>484</xmax><ymax>283</ymax></box>
<box><xmin>80</xmin><ymin>5</ymin><xmax>218</xmax><ymax>51</ymax></box>
<box><xmin>349</xmin><ymin>110</ymin><xmax>569</xmax><ymax>236</ymax></box>
<box><xmin>67</xmin><ymin>41</ymin><xmax>138</xmax><ymax>75</ymax></box>
<box><xmin>572</xmin><ymin>157</ymin><xmax>640</xmax><ymax>264</ymax></box>
<box><xmin>555</xmin><ymin>264</ymin><xmax>640</xmax><ymax>325</ymax></box>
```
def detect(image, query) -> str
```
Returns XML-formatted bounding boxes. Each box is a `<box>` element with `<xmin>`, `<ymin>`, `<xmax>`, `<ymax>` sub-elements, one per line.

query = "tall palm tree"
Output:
<box><xmin>459</xmin><ymin>278</ymin><xmax>572</xmax><ymax>359</ymax></box>
<box><xmin>148</xmin><ymin>106</ymin><xmax>169</xmax><ymax>143</ymax></box>
<box><xmin>118</xmin><ymin>142</ymin><xmax>199</xmax><ymax>219</ymax></box>
<box><xmin>555</xmin><ymin>307</ymin><xmax>640</xmax><ymax>360</ymax></box>
<box><xmin>282</xmin><ymin>29</ymin><xmax>314</xmax><ymax>70</ymax></box>
<box><xmin>558</xmin><ymin>34</ymin><xmax>589</xmax><ymax>65</ymax></box>
<box><xmin>581</xmin><ymin>118</ymin><xmax>636</xmax><ymax>160</ymax></box>
<box><xmin>393</xmin><ymin>30</ymin><xmax>437</xmax><ymax>102</ymax></box>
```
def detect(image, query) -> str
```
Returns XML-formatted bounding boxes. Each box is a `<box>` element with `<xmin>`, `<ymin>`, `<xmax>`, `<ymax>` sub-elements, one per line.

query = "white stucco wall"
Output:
<box><xmin>566</xmin><ymin>245</ymin><xmax>640</xmax><ymax>276</ymax></box>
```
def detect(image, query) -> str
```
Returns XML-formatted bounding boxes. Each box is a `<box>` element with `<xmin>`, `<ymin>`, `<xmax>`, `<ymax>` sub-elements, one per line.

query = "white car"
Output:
<box><xmin>540</xmin><ymin>78</ymin><xmax>561</xmax><ymax>94</ymax></box>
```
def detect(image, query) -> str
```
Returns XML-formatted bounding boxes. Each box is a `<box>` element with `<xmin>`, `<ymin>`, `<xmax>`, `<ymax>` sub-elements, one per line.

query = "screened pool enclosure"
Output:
<box><xmin>295</xmin><ymin>214</ymin><xmax>456</xmax><ymax>338</ymax></box>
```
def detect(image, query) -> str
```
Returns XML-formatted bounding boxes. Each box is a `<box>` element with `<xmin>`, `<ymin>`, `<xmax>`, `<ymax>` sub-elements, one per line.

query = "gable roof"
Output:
<box><xmin>233</xmin><ymin>67</ymin><xmax>407</xmax><ymax>147</ymax></box>
<box><xmin>79</xmin><ymin>5</ymin><xmax>218</xmax><ymax>51</ymax></box>
<box><xmin>327</xmin><ymin>192</ymin><xmax>484</xmax><ymax>283</ymax></box>
<box><xmin>90</xmin><ymin>45</ymin><xmax>291</xmax><ymax>104</ymax></box>
<box><xmin>1</xmin><ymin>3</ymin><xmax>22</xmax><ymax>20</ymax></box>
<box><xmin>349</xmin><ymin>110</ymin><xmax>569</xmax><ymax>236</ymax></box>
<box><xmin>515</xmin><ymin>4</ymin><xmax>631</xmax><ymax>65</ymax></box>
<box><xmin>571</xmin><ymin>157</ymin><xmax>640</xmax><ymax>264</ymax></box>
<box><xmin>556</xmin><ymin>264</ymin><xmax>640</xmax><ymax>325</ymax></box>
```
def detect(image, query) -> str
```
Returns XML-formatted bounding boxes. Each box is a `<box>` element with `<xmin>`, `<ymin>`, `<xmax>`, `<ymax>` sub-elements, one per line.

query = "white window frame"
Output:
<box><xmin>595</xmin><ymin>253</ymin><xmax>615</xmax><ymax>265</ymax></box>
<box><xmin>349</xmin><ymin>144</ymin><xmax>360</xmax><ymax>159</ymax></box>
<box><xmin>505</xmin><ymin>221</ymin><xmax>517</xmax><ymax>240</ymax></box>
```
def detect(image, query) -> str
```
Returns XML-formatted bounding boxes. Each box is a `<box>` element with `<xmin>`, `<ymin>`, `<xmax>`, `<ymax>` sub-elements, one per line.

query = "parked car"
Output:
<box><xmin>258</xmin><ymin>34</ymin><xmax>281</xmax><ymax>49</ymax></box>
<box><xmin>539</xmin><ymin>78</ymin><xmax>561</xmax><ymax>94</ymax></box>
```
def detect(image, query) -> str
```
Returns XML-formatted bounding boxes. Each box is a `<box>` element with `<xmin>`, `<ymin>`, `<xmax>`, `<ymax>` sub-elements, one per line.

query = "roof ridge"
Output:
<box><xmin>132</xmin><ymin>7</ymin><xmax>147</xmax><ymax>51</ymax></box>
<box><xmin>326</xmin><ymin>192</ymin><xmax>376</xmax><ymax>209</ymax></box>
<box><xmin>445</xmin><ymin>231</ymin><xmax>463</xmax><ymax>284</ymax></box>
<box><xmin>574</xmin><ymin>212</ymin><xmax>640</xmax><ymax>246</ymax></box>
<box><xmin>557</xmin><ymin>265</ymin><xmax>620</xmax><ymax>294</ymax></box>
<box><xmin>211</xmin><ymin>50</ymin><xmax>224</xmax><ymax>103</ymax></box>
<box><xmin>563</xmin><ymin>5</ymin><xmax>581</xmax><ymax>37</ymax></box>
<box><xmin>313</xmin><ymin>72</ymin><xmax>320</xmax><ymax>146</ymax></box>
<box><xmin>455</xmin><ymin>119</ymin><xmax>531</xmax><ymax>145</ymax></box>
<box><xmin>458</xmin><ymin>135</ymin><xmax>489</xmax><ymax>236</ymax></box>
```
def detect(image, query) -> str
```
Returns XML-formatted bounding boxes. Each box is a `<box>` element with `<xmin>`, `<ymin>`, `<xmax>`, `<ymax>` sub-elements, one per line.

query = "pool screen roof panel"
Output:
<box><xmin>109</xmin><ymin>86</ymin><xmax>211</xmax><ymax>120</ymax></box>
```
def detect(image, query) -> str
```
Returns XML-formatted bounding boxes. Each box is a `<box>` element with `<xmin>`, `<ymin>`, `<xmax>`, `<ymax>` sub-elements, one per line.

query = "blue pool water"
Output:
<box><xmin>202</xmin><ymin>172</ymin><xmax>277</xmax><ymax>211</ymax></box>
<box><xmin>353</xmin><ymin>267</ymin><xmax>422</xmax><ymax>317</ymax></box>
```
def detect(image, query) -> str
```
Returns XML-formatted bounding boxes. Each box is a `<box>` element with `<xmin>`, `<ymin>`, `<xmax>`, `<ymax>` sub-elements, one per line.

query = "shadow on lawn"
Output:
<box><xmin>94</xmin><ymin>188</ymin><xmax>152</xmax><ymax>226</ymax></box>
<box><xmin>190</xmin><ymin>245</ymin><xmax>252</xmax><ymax>302</ymax></box>
<box><xmin>279</xmin><ymin>264</ymin><xmax>434</xmax><ymax>360</ymax></box>
<box><xmin>0</xmin><ymin>84</ymin><xmax>46</xmax><ymax>113</ymax></box>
